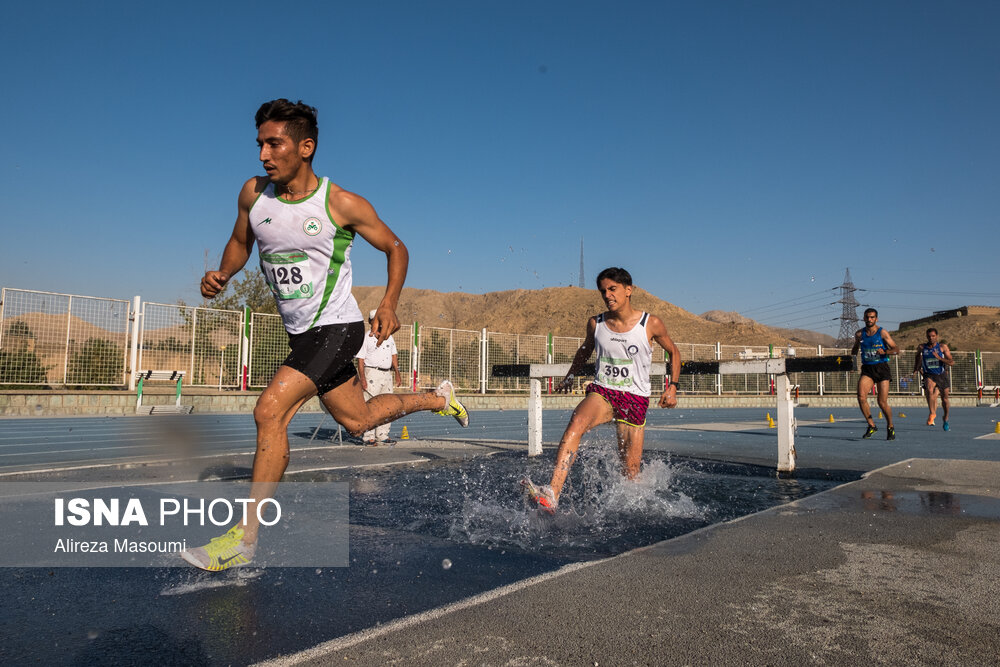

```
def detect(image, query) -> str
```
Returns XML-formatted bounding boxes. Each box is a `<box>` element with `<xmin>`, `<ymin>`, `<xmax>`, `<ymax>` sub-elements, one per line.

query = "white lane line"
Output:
<box><xmin>0</xmin><ymin>444</ymin><xmax>171</xmax><ymax>458</ymax></box>
<box><xmin>283</xmin><ymin>459</ymin><xmax>430</xmax><ymax>476</ymax></box>
<box><xmin>0</xmin><ymin>444</ymin><xmax>391</xmax><ymax>477</ymax></box>
<box><xmin>251</xmin><ymin>558</ymin><xmax>609</xmax><ymax>667</ymax></box>
<box><xmin>0</xmin><ymin>426</ymin><xmax>260</xmax><ymax>444</ymax></box>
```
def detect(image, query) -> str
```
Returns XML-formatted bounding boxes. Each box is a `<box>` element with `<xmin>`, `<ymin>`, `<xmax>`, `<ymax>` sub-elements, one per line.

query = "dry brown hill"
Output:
<box><xmin>890</xmin><ymin>314</ymin><xmax>1000</xmax><ymax>353</ymax></box>
<box><xmin>353</xmin><ymin>285</ymin><xmax>819</xmax><ymax>347</ymax></box>
<box><xmin>701</xmin><ymin>310</ymin><xmax>751</xmax><ymax>324</ymax></box>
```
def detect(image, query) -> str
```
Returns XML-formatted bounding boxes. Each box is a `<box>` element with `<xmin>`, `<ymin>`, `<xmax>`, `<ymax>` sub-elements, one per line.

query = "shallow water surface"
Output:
<box><xmin>348</xmin><ymin>446</ymin><xmax>845</xmax><ymax>560</ymax></box>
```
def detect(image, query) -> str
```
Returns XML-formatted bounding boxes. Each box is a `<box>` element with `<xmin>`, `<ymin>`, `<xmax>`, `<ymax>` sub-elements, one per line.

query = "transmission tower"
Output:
<box><xmin>578</xmin><ymin>238</ymin><xmax>585</xmax><ymax>288</ymax></box>
<box><xmin>835</xmin><ymin>267</ymin><xmax>861</xmax><ymax>348</ymax></box>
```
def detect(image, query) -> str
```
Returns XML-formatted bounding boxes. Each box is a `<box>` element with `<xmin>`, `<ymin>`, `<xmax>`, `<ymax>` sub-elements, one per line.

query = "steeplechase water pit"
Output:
<box><xmin>342</xmin><ymin>443</ymin><xmax>844</xmax><ymax>561</ymax></box>
<box><xmin>0</xmin><ymin>411</ymin><xmax>861</xmax><ymax>665</ymax></box>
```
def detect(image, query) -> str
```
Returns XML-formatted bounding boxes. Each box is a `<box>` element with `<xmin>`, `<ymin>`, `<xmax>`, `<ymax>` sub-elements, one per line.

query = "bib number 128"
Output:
<box><xmin>260</xmin><ymin>251</ymin><xmax>313</xmax><ymax>300</ymax></box>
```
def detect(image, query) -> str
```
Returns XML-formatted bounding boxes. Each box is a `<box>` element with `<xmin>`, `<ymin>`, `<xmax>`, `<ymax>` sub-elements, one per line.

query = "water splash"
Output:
<box><xmin>158</xmin><ymin>568</ymin><xmax>263</xmax><ymax>596</ymax></box>
<box><xmin>348</xmin><ymin>447</ymin><xmax>839</xmax><ymax>561</ymax></box>
<box><xmin>449</xmin><ymin>444</ymin><xmax>702</xmax><ymax>558</ymax></box>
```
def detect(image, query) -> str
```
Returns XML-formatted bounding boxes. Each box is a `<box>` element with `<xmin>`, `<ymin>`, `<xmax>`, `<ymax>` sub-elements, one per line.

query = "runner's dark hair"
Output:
<box><xmin>255</xmin><ymin>99</ymin><xmax>318</xmax><ymax>158</ymax></box>
<box><xmin>596</xmin><ymin>267</ymin><xmax>633</xmax><ymax>287</ymax></box>
<box><xmin>864</xmin><ymin>308</ymin><xmax>878</xmax><ymax>318</ymax></box>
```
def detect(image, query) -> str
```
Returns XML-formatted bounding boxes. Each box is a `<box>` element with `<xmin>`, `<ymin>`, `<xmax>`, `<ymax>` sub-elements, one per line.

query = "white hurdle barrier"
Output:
<box><xmin>492</xmin><ymin>355</ymin><xmax>855</xmax><ymax>474</ymax></box>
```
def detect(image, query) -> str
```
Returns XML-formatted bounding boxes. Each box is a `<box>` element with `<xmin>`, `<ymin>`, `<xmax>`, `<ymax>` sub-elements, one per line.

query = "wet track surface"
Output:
<box><xmin>1</xmin><ymin>407</ymin><xmax>998</xmax><ymax>664</ymax></box>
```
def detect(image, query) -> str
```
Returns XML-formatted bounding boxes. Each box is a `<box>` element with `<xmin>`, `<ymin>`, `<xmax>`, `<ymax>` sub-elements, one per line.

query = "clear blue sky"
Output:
<box><xmin>3</xmin><ymin>1</ymin><xmax>998</xmax><ymax>337</ymax></box>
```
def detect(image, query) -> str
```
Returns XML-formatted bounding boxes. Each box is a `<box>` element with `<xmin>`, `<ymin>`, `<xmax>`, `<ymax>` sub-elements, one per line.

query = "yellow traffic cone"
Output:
<box><xmin>878</xmin><ymin>411</ymin><xmax>883</xmax><ymax>419</ymax></box>
<box><xmin>899</xmin><ymin>412</ymin><xmax>906</xmax><ymax>418</ymax></box>
<box><xmin>401</xmin><ymin>426</ymin><xmax>409</xmax><ymax>440</ymax></box>
<box><xmin>828</xmin><ymin>414</ymin><xmax>835</xmax><ymax>423</ymax></box>
<box><xmin>766</xmin><ymin>412</ymin><xmax>772</xmax><ymax>424</ymax></box>
<box><xmin>994</xmin><ymin>422</ymin><xmax>999</xmax><ymax>434</ymax></box>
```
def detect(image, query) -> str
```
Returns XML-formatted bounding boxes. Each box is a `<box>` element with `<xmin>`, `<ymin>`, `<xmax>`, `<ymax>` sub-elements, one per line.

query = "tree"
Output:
<box><xmin>0</xmin><ymin>350</ymin><xmax>49</xmax><ymax>386</ymax></box>
<box><xmin>7</xmin><ymin>320</ymin><xmax>34</xmax><ymax>338</ymax></box>
<box><xmin>67</xmin><ymin>338</ymin><xmax>124</xmax><ymax>385</ymax></box>
<box><xmin>209</xmin><ymin>269</ymin><xmax>277</xmax><ymax>314</ymax></box>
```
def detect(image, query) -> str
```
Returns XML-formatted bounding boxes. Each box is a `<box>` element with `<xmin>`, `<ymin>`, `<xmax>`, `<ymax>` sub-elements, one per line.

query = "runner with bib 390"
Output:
<box><xmin>851</xmin><ymin>308</ymin><xmax>899</xmax><ymax>441</ymax></box>
<box><xmin>520</xmin><ymin>267</ymin><xmax>681</xmax><ymax>514</ymax></box>
<box><xmin>180</xmin><ymin>99</ymin><xmax>468</xmax><ymax>572</ymax></box>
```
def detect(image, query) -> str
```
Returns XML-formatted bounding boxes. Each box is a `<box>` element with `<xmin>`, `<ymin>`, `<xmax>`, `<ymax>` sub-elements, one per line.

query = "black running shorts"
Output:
<box><xmin>282</xmin><ymin>322</ymin><xmax>365</xmax><ymax>395</ymax></box>
<box><xmin>924</xmin><ymin>370</ymin><xmax>950</xmax><ymax>391</ymax></box>
<box><xmin>860</xmin><ymin>362</ymin><xmax>892</xmax><ymax>384</ymax></box>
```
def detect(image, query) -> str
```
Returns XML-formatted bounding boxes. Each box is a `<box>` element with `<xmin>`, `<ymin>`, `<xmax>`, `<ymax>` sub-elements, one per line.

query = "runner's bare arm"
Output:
<box><xmin>357</xmin><ymin>357</ymin><xmax>368</xmax><ymax>391</ymax></box>
<box><xmin>201</xmin><ymin>178</ymin><xmax>261</xmax><ymax>298</ymax></box>
<box><xmin>330</xmin><ymin>189</ymin><xmax>407</xmax><ymax>345</ymax></box>
<box><xmin>913</xmin><ymin>345</ymin><xmax>924</xmax><ymax>375</ymax></box>
<box><xmin>648</xmin><ymin>315</ymin><xmax>680</xmax><ymax>408</ymax></box>
<box><xmin>940</xmin><ymin>344</ymin><xmax>955</xmax><ymax>366</ymax></box>
<box><xmin>556</xmin><ymin>317</ymin><xmax>597</xmax><ymax>393</ymax></box>
<box><xmin>881</xmin><ymin>330</ymin><xmax>899</xmax><ymax>355</ymax></box>
<box><xmin>850</xmin><ymin>330</ymin><xmax>862</xmax><ymax>356</ymax></box>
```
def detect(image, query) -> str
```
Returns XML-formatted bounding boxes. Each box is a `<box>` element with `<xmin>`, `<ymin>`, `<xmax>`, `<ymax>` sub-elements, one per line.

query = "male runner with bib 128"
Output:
<box><xmin>521</xmin><ymin>267</ymin><xmax>681</xmax><ymax>514</ymax></box>
<box><xmin>180</xmin><ymin>99</ymin><xmax>468</xmax><ymax>571</ymax></box>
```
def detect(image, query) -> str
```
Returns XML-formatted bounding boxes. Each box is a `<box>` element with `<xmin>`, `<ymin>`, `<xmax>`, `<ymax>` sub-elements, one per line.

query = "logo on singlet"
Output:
<box><xmin>257</xmin><ymin>217</ymin><xmax>272</xmax><ymax>226</ymax></box>
<box><xmin>303</xmin><ymin>218</ymin><xmax>322</xmax><ymax>236</ymax></box>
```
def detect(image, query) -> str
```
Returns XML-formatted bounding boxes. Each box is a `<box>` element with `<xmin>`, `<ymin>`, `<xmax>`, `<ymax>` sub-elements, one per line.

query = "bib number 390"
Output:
<box><xmin>596</xmin><ymin>356</ymin><xmax>633</xmax><ymax>388</ymax></box>
<box><xmin>260</xmin><ymin>251</ymin><xmax>313</xmax><ymax>300</ymax></box>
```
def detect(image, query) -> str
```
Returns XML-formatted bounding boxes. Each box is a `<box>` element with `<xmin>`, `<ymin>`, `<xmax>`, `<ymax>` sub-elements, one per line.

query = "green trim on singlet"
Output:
<box><xmin>276</xmin><ymin>179</ymin><xmax>324</xmax><ymax>205</ymax></box>
<box><xmin>249</xmin><ymin>190</ymin><xmax>264</xmax><ymax>211</ymax></box>
<box><xmin>309</xmin><ymin>181</ymin><xmax>356</xmax><ymax>328</ymax></box>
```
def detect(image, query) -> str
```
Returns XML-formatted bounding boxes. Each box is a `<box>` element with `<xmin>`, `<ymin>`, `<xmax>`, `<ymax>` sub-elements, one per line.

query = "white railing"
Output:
<box><xmin>1</xmin><ymin>286</ymin><xmax>997</xmax><ymax>396</ymax></box>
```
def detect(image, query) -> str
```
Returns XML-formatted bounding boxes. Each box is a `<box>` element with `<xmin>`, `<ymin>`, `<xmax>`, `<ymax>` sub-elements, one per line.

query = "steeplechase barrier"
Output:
<box><xmin>492</xmin><ymin>355</ymin><xmax>856</xmax><ymax>473</ymax></box>
<box><xmin>135</xmin><ymin>370</ymin><xmax>192</xmax><ymax>415</ymax></box>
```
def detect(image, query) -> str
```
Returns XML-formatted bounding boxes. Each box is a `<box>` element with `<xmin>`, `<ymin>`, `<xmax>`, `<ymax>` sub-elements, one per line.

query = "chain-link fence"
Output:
<box><xmin>983</xmin><ymin>352</ymin><xmax>1000</xmax><ymax>391</ymax></box>
<box><xmin>3</xmin><ymin>287</ymin><xmax>998</xmax><ymax>395</ymax></box>
<box><xmin>138</xmin><ymin>303</ymin><xmax>244</xmax><ymax>388</ymax></box>
<box><xmin>0</xmin><ymin>288</ymin><xmax>131</xmax><ymax>386</ymax></box>
<box><xmin>415</xmin><ymin>326</ymin><xmax>481</xmax><ymax>393</ymax></box>
<box><xmin>248</xmin><ymin>313</ymin><xmax>289</xmax><ymax>388</ymax></box>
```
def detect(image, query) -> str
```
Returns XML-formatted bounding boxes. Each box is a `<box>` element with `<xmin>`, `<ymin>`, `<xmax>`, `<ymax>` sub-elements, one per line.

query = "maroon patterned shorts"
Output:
<box><xmin>586</xmin><ymin>383</ymin><xmax>650</xmax><ymax>427</ymax></box>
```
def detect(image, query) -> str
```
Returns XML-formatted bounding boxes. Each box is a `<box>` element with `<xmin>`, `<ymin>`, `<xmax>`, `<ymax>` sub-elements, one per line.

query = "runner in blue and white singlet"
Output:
<box><xmin>912</xmin><ymin>327</ymin><xmax>953</xmax><ymax>429</ymax></box>
<box><xmin>851</xmin><ymin>308</ymin><xmax>899</xmax><ymax>440</ymax></box>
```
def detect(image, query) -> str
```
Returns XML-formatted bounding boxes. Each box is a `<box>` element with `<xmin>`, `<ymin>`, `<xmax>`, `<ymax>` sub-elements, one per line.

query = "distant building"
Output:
<box><xmin>898</xmin><ymin>305</ymin><xmax>1000</xmax><ymax>331</ymax></box>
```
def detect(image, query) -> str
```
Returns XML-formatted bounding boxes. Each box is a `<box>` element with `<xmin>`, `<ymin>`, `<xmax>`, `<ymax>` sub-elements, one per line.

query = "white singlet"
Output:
<box><xmin>592</xmin><ymin>312</ymin><xmax>652</xmax><ymax>397</ymax></box>
<box><xmin>249</xmin><ymin>178</ymin><xmax>363</xmax><ymax>334</ymax></box>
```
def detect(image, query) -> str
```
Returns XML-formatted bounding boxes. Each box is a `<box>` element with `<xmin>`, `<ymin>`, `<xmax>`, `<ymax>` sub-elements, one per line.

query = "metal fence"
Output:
<box><xmin>2</xmin><ymin>287</ymin><xmax>999</xmax><ymax>396</ymax></box>
<box><xmin>0</xmin><ymin>288</ymin><xmax>131</xmax><ymax>386</ymax></box>
<box><xmin>138</xmin><ymin>302</ymin><xmax>244</xmax><ymax>388</ymax></box>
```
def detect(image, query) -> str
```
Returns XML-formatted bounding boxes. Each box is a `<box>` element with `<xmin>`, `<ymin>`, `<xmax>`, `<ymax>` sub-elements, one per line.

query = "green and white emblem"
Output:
<box><xmin>303</xmin><ymin>217</ymin><xmax>322</xmax><ymax>236</ymax></box>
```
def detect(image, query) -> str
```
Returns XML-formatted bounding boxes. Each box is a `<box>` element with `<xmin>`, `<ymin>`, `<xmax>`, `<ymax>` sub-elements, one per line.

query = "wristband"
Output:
<box><xmin>668</xmin><ymin>381</ymin><xmax>679</xmax><ymax>388</ymax></box>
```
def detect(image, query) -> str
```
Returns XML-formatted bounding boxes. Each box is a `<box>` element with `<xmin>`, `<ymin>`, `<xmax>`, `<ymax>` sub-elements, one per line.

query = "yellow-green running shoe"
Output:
<box><xmin>434</xmin><ymin>380</ymin><xmax>469</xmax><ymax>427</ymax></box>
<box><xmin>179</xmin><ymin>525</ymin><xmax>255</xmax><ymax>572</ymax></box>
